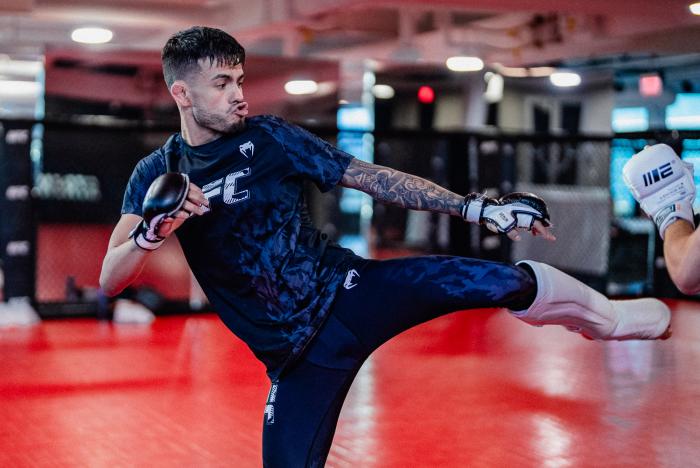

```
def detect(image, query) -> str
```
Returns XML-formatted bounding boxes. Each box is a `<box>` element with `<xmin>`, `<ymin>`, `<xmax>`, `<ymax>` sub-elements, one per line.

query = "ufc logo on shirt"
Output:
<box><xmin>202</xmin><ymin>168</ymin><xmax>251</xmax><ymax>204</ymax></box>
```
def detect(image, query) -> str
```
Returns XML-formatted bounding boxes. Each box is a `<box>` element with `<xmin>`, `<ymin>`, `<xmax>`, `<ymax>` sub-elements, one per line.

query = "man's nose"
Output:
<box><xmin>230</xmin><ymin>86</ymin><xmax>244</xmax><ymax>102</ymax></box>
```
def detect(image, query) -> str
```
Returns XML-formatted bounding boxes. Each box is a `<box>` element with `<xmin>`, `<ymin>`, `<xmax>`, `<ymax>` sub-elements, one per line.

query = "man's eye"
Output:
<box><xmin>217</xmin><ymin>83</ymin><xmax>226</xmax><ymax>89</ymax></box>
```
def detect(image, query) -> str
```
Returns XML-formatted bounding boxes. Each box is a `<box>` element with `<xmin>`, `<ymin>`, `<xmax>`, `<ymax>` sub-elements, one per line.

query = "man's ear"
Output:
<box><xmin>170</xmin><ymin>81</ymin><xmax>191</xmax><ymax>107</ymax></box>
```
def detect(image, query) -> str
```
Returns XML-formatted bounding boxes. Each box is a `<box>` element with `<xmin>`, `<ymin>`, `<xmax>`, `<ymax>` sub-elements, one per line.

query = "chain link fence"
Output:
<box><xmin>3</xmin><ymin>119</ymin><xmax>697</xmax><ymax>313</ymax></box>
<box><xmin>510</xmin><ymin>140</ymin><xmax>612</xmax><ymax>279</ymax></box>
<box><xmin>366</xmin><ymin>132</ymin><xmax>616</xmax><ymax>281</ymax></box>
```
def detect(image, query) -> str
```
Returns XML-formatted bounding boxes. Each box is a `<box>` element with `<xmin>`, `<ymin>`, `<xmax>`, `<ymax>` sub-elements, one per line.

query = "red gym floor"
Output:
<box><xmin>2</xmin><ymin>300</ymin><xmax>700</xmax><ymax>467</ymax></box>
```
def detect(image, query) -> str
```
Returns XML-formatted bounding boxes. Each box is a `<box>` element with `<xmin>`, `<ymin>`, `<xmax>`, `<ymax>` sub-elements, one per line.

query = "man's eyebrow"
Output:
<box><xmin>211</xmin><ymin>73</ymin><xmax>233</xmax><ymax>81</ymax></box>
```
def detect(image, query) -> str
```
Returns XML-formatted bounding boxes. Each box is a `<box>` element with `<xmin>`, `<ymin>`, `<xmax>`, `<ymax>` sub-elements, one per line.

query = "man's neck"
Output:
<box><xmin>179</xmin><ymin>114</ymin><xmax>222</xmax><ymax>147</ymax></box>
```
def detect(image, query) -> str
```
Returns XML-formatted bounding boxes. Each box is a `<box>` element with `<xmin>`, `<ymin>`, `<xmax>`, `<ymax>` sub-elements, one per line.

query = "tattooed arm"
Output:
<box><xmin>339</xmin><ymin>158</ymin><xmax>463</xmax><ymax>216</ymax></box>
<box><xmin>339</xmin><ymin>158</ymin><xmax>556</xmax><ymax>241</ymax></box>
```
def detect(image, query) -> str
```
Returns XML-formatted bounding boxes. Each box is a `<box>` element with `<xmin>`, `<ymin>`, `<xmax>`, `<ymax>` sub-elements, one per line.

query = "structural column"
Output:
<box><xmin>336</xmin><ymin>59</ymin><xmax>376</xmax><ymax>257</ymax></box>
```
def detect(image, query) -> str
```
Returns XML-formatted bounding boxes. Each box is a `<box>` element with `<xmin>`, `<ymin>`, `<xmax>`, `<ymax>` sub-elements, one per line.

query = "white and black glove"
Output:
<box><xmin>623</xmin><ymin>144</ymin><xmax>696</xmax><ymax>239</ymax></box>
<box><xmin>461</xmin><ymin>192</ymin><xmax>551</xmax><ymax>236</ymax></box>
<box><xmin>129</xmin><ymin>172</ymin><xmax>190</xmax><ymax>251</ymax></box>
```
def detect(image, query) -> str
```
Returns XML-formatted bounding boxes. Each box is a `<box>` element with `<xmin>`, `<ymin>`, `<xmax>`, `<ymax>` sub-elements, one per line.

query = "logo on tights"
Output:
<box><xmin>343</xmin><ymin>269</ymin><xmax>360</xmax><ymax>290</ymax></box>
<box><xmin>264</xmin><ymin>404</ymin><xmax>275</xmax><ymax>425</ymax></box>
<box><xmin>265</xmin><ymin>383</ymin><xmax>277</xmax><ymax>425</ymax></box>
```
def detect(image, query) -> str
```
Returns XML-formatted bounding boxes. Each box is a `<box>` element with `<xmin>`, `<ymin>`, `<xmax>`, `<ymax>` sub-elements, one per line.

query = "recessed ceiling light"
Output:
<box><xmin>690</xmin><ymin>2</ymin><xmax>700</xmax><ymax>15</ymax></box>
<box><xmin>284</xmin><ymin>80</ymin><xmax>318</xmax><ymax>95</ymax></box>
<box><xmin>71</xmin><ymin>27</ymin><xmax>113</xmax><ymax>44</ymax></box>
<box><xmin>446</xmin><ymin>56</ymin><xmax>484</xmax><ymax>72</ymax></box>
<box><xmin>550</xmin><ymin>71</ymin><xmax>581</xmax><ymax>87</ymax></box>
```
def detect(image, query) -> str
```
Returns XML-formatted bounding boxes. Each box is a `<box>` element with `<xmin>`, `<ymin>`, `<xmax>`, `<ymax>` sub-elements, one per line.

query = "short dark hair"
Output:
<box><xmin>161</xmin><ymin>26</ymin><xmax>246</xmax><ymax>88</ymax></box>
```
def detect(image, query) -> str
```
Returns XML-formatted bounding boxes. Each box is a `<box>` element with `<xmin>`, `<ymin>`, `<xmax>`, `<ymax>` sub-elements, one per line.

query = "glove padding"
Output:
<box><xmin>622</xmin><ymin>144</ymin><xmax>695</xmax><ymax>239</ymax></box>
<box><xmin>461</xmin><ymin>192</ymin><xmax>551</xmax><ymax>235</ymax></box>
<box><xmin>129</xmin><ymin>172</ymin><xmax>190</xmax><ymax>251</ymax></box>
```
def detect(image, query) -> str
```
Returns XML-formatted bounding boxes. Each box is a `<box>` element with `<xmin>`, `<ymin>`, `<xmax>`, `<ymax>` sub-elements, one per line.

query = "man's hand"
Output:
<box><xmin>130</xmin><ymin>173</ymin><xmax>209</xmax><ymax>251</ymax></box>
<box><xmin>461</xmin><ymin>192</ymin><xmax>556</xmax><ymax>242</ymax></box>
<box><xmin>156</xmin><ymin>181</ymin><xmax>209</xmax><ymax>237</ymax></box>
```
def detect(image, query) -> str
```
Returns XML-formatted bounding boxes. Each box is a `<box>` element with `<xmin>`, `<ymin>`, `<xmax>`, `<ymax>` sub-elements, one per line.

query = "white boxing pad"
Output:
<box><xmin>510</xmin><ymin>261</ymin><xmax>671</xmax><ymax>340</ymax></box>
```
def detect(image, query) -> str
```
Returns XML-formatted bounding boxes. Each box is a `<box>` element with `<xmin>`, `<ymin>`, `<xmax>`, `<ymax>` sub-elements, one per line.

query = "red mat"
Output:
<box><xmin>2</xmin><ymin>300</ymin><xmax>699</xmax><ymax>467</ymax></box>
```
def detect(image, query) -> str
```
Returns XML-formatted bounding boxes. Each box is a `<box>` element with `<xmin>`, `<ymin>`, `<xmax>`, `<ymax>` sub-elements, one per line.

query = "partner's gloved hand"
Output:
<box><xmin>623</xmin><ymin>143</ymin><xmax>695</xmax><ymax>239</ymax></box>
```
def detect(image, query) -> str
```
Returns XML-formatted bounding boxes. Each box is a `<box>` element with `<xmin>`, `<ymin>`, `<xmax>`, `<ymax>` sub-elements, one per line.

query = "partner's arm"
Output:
<box><xmin>663</xmin><ymin>220</ymin><xmax>700</xmax><ymax>294</ymax></box>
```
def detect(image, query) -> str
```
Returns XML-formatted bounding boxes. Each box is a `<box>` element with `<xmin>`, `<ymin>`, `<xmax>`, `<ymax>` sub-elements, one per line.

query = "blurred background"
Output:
<box><xmin>3</xmin><ymin>0</ymin><xmax>700</xmax><ymax>319</ymax></box>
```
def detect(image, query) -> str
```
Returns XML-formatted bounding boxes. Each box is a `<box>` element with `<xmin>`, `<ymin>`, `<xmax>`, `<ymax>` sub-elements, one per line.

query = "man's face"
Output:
<box><xmin>186</xmin><ymin>60</ymin><xmax>248</xmax><ymax>134</ymax></box>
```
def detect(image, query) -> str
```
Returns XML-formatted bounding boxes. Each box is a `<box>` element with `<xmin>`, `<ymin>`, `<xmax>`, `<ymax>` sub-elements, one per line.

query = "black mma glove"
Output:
<box><xmin>461</xmin><ymin>192</ymin><xmax>551</xmax><ymax>235</ymax></box>
<box><xmin>129</xmin><ymin>172</ymin><xmax>190</xmax><ymax>251</ymax></box>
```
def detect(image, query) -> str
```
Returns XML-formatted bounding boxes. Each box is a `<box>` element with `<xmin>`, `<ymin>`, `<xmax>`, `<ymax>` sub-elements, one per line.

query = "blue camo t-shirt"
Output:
<box><xmin>122</xmin><ymin>115</ymin><xmax>360</xmax><ymax>379</ymax></box>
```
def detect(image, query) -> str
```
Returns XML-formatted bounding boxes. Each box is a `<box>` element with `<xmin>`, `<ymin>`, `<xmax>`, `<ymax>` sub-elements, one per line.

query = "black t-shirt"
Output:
<box><xmin>122</xmin><ymin>115</ymin><xmax>359</xmax><ymax>379</ymax></box>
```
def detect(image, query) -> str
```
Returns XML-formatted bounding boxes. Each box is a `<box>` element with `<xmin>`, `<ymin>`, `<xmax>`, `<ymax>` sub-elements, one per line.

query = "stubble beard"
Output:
<box><xmin>192</xmin><ymin>107</ymin><xmax>246</xmax><ymax>134</ymax></box>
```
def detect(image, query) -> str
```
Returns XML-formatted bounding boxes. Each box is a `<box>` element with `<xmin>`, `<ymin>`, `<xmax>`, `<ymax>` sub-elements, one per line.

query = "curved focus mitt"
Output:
<box><xmin>129</xmin><ymin>172</ymin><xmax>190</xmax><ymax>251</ymax></box>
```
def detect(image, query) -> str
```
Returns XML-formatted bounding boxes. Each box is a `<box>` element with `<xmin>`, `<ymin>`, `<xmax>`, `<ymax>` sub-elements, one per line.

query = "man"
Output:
<box><xmin>623</xmin><ymin>143</ymin><xmax>700</xmax><ymax>294</ymax></box>
<box><xmin>101</xmin><ymin>26</ymin><xmax>671</xmax><ymax>467</ymax></box>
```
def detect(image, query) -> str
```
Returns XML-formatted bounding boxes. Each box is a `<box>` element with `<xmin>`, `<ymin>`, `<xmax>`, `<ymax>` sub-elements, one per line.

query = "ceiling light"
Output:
<box><xmin>446</xmin><ymin>56</ymin><xmax>484</xmax><ymax>72</ymax></box>
<box><xmin>71</xmin><ymin>27</ymin><xmax>113</xmax><ymax>44</ymax></box>
<box><xmin>284</xmin><ymin>80</ymin><xmax>318</xmax><ymax>95</ymax></box>
<box><xmin>372</xmin><ymin>84</ymin><xmax>395</xmax><ymax>99</ymax></box>
<box><xmin>690</xmin><ymin>2</ymin><xmax>700</xmax><ymax>15</ymax></box>
<box><xmin>549</xmin><ymin>72</ymin><xmax>581</xmax><ymax>87</ymax></box>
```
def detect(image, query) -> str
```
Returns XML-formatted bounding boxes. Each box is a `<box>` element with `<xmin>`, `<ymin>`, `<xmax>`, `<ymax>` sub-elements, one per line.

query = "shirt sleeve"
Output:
<box><xmin>121</xmin><ymin>152</ymin><xmax>167</xmax><ymax>216</ymax></box>
<box><xmin>261</xmin><ymin>115</ymin><xmax>354</xmax><ymax>192</ymax></box>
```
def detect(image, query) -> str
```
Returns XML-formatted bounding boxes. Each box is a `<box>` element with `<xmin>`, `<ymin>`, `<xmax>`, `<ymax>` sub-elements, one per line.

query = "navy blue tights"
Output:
<box><xmin>262</xmin><ymin>255</ymin><xmax>535</xmax><ymax>467</ymax></box>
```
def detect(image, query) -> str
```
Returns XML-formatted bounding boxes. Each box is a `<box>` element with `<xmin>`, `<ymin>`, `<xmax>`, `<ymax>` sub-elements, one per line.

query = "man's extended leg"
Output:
<box><xmin>511</xmin><ymin>260</ymin><xmax>671</xmax><ymax>340</ymax></box>
<box><xmin>331</xmin><ymin>255</ymin><xmax>670</xmax><ymax>350</ymax></box>
<box><xmin>262</xmin><ymin>255</ymin><xmax>671</xmax><ymax>467</ymax></box>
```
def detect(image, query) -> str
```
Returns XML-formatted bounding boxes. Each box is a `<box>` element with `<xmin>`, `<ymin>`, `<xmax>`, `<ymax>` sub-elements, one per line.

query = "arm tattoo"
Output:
<box><xmin>340</xmin><ymin>158</ymin><xmax>464</xmax><ymax>216</ymax></box>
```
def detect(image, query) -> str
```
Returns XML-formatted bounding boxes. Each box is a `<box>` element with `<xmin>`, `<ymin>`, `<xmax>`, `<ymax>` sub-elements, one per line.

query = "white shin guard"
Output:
<box><xmin>510</xmin><ymin>261</ymin><xmax>671</xmax><ymax>340</ymax></box>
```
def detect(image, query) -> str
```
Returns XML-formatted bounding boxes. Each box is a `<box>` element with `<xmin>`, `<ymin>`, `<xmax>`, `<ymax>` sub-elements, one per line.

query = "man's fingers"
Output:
<box><xmin>187</xmin><ymin>182</ymin><xmax>210</xmax><ymax>209</ymax></box>
<box><xmin>506</xmin><ymin>229</ymin><xmax>521</xmax><ymax>241</ymax></box>
<box><xmin>182</xmin><ymin>199</ymin><xmax>208</xmax><ymax>216</ymax></box>
<box><xmin>156</xmin><ymin>214</ymin><xmax>186</xmax><ymax>237</ymax></box>
<box><xmin>532</xmin><ymin>220</ymin><xmax>556</xmax><ymax>241</ymax></box>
